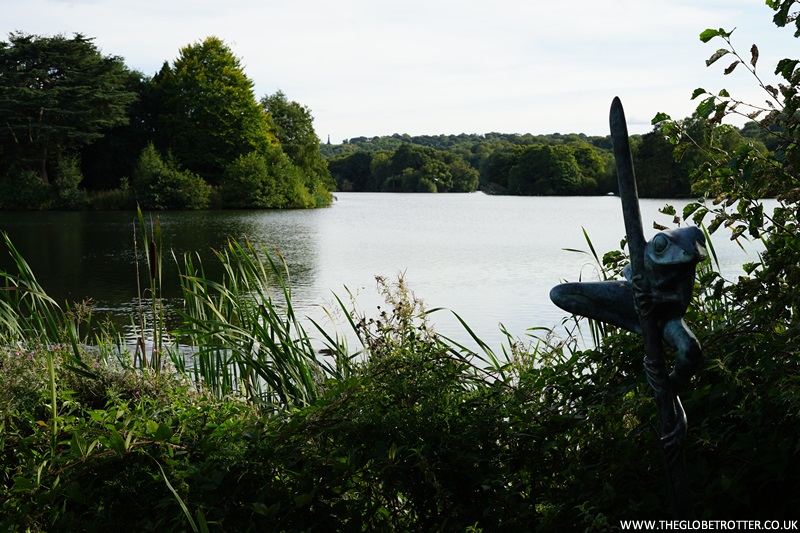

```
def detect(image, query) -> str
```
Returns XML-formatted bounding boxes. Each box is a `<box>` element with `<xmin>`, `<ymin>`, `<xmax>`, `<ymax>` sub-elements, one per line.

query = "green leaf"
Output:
<box><xmin>108</xmin><ymin>430</ymin><xmax>127</xmax><ymax>456</ymax></box>
<box><xmin>691</xmin><ymin>88</ymin><xmax>707</xmax><ymax>100</ymax></box>
<box><xmin>71</xmin><ymin>433</ymin><xmax>87</xmax><ymax>459</ymax></box>
<box><xmin>651</xmin><ymin>112</ymin><xmax>671</xmax><ymax>124</ymax></box>
<box><xmin>659</xmin><ymin>204</ymin><xmax>676</xmax><ymax>216</ymax></box>
<box><xmin>700</xmin><ymin>28</ymin><xmax>733</xmax><ymax>43</ymax></box>
<box><xmin>682</xmin><ymin>202</ymin><xmax>701</xmax><ymax>219</ymax></box>
<box><xmin>708</xmin><ymin>213</ymin><xmax>726</xmax><ymax>234</ymax></box>
<box><xmin>775</xmin><ymin>58</ymin><xmax>799</xmax><ymax>80</ymax></box>
<box><xmin>155</xmin><ymin>423</ymin><xmax>174</xmax><ymax>441</ymax></box>
<box><xmin>12</xmin><ymin>476</ymin><xmax>35</xmax><ymax>492</ymax></box>
<box><xmin>699</xmin><ymin>28</ymin><xmax>721</xmax><ymax>43</ymax></box>
<box><xmin>718</xmin><ymin>88</ymin><xmax>730</xmax><ymax>97</ymax></box>
<box><xmin>295</xmin><ymin>492</ymin><xmax>314</xmax><ymax>508</ymax></box>
<box><xmin>692</xmin><ymin>207</ymin><xmax>709</xmax><ymax>226</ymax></box>
<box><xmin>706</xmin><ymin>49</ymin><xmax>730</xmax><ymax>67</ymax></box>
<box><xmin>696</xmin><ymin>96</ymin><xmax>716</xmax><ymax>118</ymax></box>
<box><xmin>710</xmin><ymin>101</ymin><xmax>729</xmax><ymax>124</ymax></box>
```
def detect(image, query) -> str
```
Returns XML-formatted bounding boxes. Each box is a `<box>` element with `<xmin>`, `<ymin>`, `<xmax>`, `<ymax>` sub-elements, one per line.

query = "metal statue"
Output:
<box><xmin>549</xmin><ymin>97</ymin><xmax>704</xmax><ymax>518</ymax></box>
<box><xmin>550</xmin><ymin>225</ymin><xmax>707</xmax><ymax>392</ymax></box>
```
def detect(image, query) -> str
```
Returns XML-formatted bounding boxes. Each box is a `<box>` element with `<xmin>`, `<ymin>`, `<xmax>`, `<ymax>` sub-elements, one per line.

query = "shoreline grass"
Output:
<box><xmin>1</xmin><ymin>220</ymin><xmax>799</xmax><ymax>530</ymax></box>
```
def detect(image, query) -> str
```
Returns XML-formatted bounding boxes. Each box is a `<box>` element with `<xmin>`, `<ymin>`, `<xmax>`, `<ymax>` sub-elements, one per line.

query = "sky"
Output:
<box><xmin>3</xmin><ymin>0</ymin><xmax>798</xmax><ymax>143</ymax></box>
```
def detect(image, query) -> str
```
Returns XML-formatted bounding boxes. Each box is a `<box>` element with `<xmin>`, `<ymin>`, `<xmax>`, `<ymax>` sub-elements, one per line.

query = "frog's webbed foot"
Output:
<box><xmin>662</xmin><ymin>319</ymin><xmax>704</xmax><ymax>393</ymax></box>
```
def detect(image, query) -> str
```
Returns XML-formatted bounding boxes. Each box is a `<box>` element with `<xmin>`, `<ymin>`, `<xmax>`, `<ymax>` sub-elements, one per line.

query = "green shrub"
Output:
<box><xmin>0</xmin><ymin>168</ymin><xmax>50</xmax><ymax>210</ymax></box>
<box><xmin>220</xmin><ymin>150</ymin><xmax>279</xmax><ymax>208</ymax></box>
<box><xmin>262</xmin><ymin>146</ymin><xmax>314</xmax><ymax>209</ymax></box>
<box><xmin>51</xmin><ymin>154</ymin><xmax>88</xmax><ymax>210</ymax></box>
<box><xmin>220</xmin><ymin>146</ymin><xmax>322</xmax><ymax>209</ymax></box>
<box><xmin>88</xmin><ymin>187</ymin><xmax>136</xmax><ymax>210</ymax></box>
<box><xmin>0</xmin><ymin>344</ymin><xmax>255</xmax><ymax>532</ymax></box>
<box><xmin>132</xmin><ymin>144</ymin><xmax>212</xmax><ymax>210</ymax></box>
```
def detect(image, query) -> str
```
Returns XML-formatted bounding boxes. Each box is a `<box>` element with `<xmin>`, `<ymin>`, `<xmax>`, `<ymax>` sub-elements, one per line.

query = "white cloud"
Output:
<box><xmin>3</xmin><ymin>0</ymin><xmax>797</xmax><ymax>142</ymax></box>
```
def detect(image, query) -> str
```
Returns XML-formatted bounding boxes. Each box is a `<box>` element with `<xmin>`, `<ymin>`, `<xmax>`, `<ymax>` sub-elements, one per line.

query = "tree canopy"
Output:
<box><xmin>328</xmin><ymin>143</ymin><xmax>479</xmax><ymax>193</ymax></box>
<box><xmin>261</xmin><ymin>90</ymin><xmax>335</xmax><ymax>202</ymax></box>
<box><xmin>151</xmin><ymin>36</ymin><xmax>275</xmax><ymax>184</ymax></box>
<box><xmin>0</xmin><ymin>33</ymin><xmax>335</xmax><ymax>210</ymax></box>
<box><xmin>0</xmin><ymin>32</ymin><xmax>137</xmax><ymax>184</ymax></box>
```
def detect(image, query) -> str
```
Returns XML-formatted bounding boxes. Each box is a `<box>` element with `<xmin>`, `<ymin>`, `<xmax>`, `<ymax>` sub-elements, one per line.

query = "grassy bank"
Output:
<box><xmin>1</xmin><ymin>210</ymin><xmax>799</xmax><ymax>531</ymax></box>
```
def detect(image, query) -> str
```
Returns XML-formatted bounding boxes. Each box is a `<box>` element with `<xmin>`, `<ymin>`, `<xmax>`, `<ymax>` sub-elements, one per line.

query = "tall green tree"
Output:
<box><xmin>261</xmin><ymin>91</ymin><xmax>321</xmax><ymax>171</ymax></box>
<box><xmin>0</xmin><ymin>32</ymin><xmax>137</xmax><ymax>184</ymax></box>
<box><xmin>444</xmin><ymin>154</ymin><xmax>480</xmax><ymax>192</ymax></box>
<box><xmin>79</xmin><ymin>71</ymin><xmax>155</xmax><ymax>190</ymax></box>
<box><xmin>152</xmin><ymin>37</ymin><xmax>274</xmax><ymax>184</ymax></box>
<box><xmin>328</xmin><ymin>151</ymin><xmax>373</xmax><ymax>191</ymax></box>
<box><xmin>567</xmin><ymin>140</ymin><xmax>612</xmax><ymax>193</ymax></box>
<box><xmin>261</xmin><ymin>90</ymin><xmax>335</xmax><ymax>198</ymax></box>
<box><xmin>507</xmin><ymin>144</ymin><xmax>583</xmax><ymax>195</ymax></box>
<box><xmin>632</xmin><ymin>130</ymin><xmax>687</xmax><ymax>197</ymax></box>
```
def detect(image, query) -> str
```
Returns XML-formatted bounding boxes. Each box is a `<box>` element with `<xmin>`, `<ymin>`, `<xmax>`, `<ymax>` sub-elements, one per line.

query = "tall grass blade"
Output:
<box><xmin>154</xmin><ymin>459</ymin><xmax>203</xmax><ymax>533</ymax></box>
<box><xmin>176</xmin><ymin>239</ymin><xmax>327</xmax><ymax>410</ymax></box>
<box><xmin>0</xmin><ymin>232</ymin><xmax>63</xmax><ymax>344</ymax></box>
<box><xmin>440</xmin><ymin>309</ymin><xmax>510</xmax><ymax>381</ymax></box>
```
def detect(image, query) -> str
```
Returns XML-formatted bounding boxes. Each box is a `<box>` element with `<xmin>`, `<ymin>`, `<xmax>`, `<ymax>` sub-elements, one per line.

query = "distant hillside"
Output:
<box><xmin>320</xmin><ymin>121</ymin><xmax>772</xmax><ymax>198</ymax></box>
<box><xmin>320</xmin><ymin>132</ymin><xmax>612</xmax><ymax>159</ymax></box>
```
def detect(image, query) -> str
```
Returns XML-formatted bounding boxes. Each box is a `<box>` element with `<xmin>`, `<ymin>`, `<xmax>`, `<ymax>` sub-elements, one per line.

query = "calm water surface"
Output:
<box><xmin>0</xmin><ymin>193</ymin><xmax>768</xmax><ymax>349</ymax></box>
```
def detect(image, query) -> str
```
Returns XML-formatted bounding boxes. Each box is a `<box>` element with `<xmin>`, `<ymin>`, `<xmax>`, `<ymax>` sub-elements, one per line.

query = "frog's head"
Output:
<box><xmin>646</xmin><ymin>226</ymin><xmax>708</xmax><ymax>266</ymax></box>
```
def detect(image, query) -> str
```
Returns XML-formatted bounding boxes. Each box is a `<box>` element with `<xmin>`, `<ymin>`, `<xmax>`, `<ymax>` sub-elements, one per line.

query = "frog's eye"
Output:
<box><xmin>653</xmin><ymin>234</ymin><xmax>668</xmax><ymax>254</ymax></box>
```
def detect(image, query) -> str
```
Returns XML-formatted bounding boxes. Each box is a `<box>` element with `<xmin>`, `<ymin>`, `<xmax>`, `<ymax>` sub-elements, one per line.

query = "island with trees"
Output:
<box><xmin>0</xmin><ymin>34</ymin><xmax>334</xmax><ymax>210</ymax></box>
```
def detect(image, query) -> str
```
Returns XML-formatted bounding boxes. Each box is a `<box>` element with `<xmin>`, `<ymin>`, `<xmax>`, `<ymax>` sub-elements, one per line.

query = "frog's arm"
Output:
<box><xmin>549</xmin><ymin>280</ymin><xmax>640</xmax><ymax>334</ymax></box>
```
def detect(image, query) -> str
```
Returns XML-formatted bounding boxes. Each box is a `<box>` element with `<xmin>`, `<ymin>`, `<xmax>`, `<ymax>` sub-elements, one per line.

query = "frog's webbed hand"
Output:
<box><xmin>630</xmin><ymin>273</ymin><xmax>657</xmax><ymax>318</ymax></box>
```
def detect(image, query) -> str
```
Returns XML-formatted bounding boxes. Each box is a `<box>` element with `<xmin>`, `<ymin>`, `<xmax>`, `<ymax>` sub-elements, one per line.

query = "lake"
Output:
<box><xmin>0</xmin><ymin>193</ymin><xmax>768</xmax><ymax>350</ymax></box>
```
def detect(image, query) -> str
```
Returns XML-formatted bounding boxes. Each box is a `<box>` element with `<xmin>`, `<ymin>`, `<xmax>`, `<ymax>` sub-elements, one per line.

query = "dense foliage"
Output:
<box><xmin>0</xmin><ymin>33</ymin><xmax>136</xmax><ymax>205</ymax></box>
<box><xmin>325</xmin><ymin>132</ymin><xmax>614</xmax><ymax>195</ymax></box>
<box><xmin>0</xmin><ymin>34</ymin><xmax>333</xmax><ymax>210</ymax></box>
<box><xmin>328</xmin><ymin>143</ymin><xmax>480</xmax><ymax>193</ymax></box>
<box><xmin>150</xmin><ymin>37</ymin><xmax>276</xmax><ymax>186</ymax></box>
<box><xmin>1</xmin><ymin>3</ymin><xmax>800</xmax><ymax>530</ymax></box>
<box><xmin>324</xmin><ymin>123</ymin><xmax>761</xmax><ymax>197</ymax></box>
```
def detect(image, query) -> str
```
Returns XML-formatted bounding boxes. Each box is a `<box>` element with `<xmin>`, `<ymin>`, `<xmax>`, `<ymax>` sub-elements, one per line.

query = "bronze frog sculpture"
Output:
<box><xmin>550</xmin><ymin>225</ymin><xmax>707</xmax><ymax>392</ymax></box>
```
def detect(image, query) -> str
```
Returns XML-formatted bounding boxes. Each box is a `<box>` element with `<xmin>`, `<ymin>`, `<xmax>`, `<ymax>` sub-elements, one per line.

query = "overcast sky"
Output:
<box><xmin>4</xmin><ymin>0</ymin><xmax>797</xmax><ymax>143</ymax></box>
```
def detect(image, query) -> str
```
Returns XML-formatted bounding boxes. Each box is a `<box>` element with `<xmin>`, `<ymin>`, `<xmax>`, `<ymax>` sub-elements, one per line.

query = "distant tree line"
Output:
<box><xmin>2</xmin><ymin>32</ymin><xmax>773</xmax><ymax>208</ymax></box>
<box><xmin>327</xmin><ymin>144</ymin><xmax>479</xmax><ymax>193</ymax></box>
<box><xmin>0</xmin><ymin>32</ymin><xmax>334</xmax><ymax>210</ymax></box>
<box><xmin>323</xmin><ymin>120</ymin><xmax>771</xmax><ymax>198</ymax></box>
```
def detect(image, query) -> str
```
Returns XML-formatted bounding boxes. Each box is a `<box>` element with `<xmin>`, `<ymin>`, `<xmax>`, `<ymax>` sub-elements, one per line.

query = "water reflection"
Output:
<box><xmin>0</xmin><ymin>209</ymin><xmax>321</xmax><ymax>321</ymax></box>
<box><xmin>0</xmin><ymin>194</ymin><xmax>771</xmax><ymax>350</ymax></box>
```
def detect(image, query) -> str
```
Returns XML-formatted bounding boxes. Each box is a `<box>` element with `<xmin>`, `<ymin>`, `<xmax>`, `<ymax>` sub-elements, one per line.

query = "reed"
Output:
<box><xmin>559</xmin><ymin>227</ymin><xmax>624</xmax><ymax>347</ymax></box>
<box><xmin>133</xmin><ymin>205</ymin><xmax>170</xmax><ymax>369</ymax></box>
<box><xmin>0</xmin><ymin>232</ymin><xmax>62</xmax><ymax>344</ymax></box>
<box><xmin>176</xmin><ymin>239</ymin><xmax>343</xmax><ymax>409</ymax></box>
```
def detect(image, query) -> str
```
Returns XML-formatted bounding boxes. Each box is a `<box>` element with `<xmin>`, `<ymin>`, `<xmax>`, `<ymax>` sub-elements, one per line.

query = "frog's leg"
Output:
<box><xmin>549</xmin><ymin>280</ymin><xmax>640</xmax><ymax>334</ymax></box>
<box><xmin>662</xmin><ymin>318</ymin><xmax>702</xmax><ymax>391</ymax></box>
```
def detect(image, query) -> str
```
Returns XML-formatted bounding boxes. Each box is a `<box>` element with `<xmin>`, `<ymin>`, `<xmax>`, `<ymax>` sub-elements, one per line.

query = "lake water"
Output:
<box><xmin>0</xmin><ymin>193</ymin><xmax>769</xmax><ymax>350</ymax></box>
